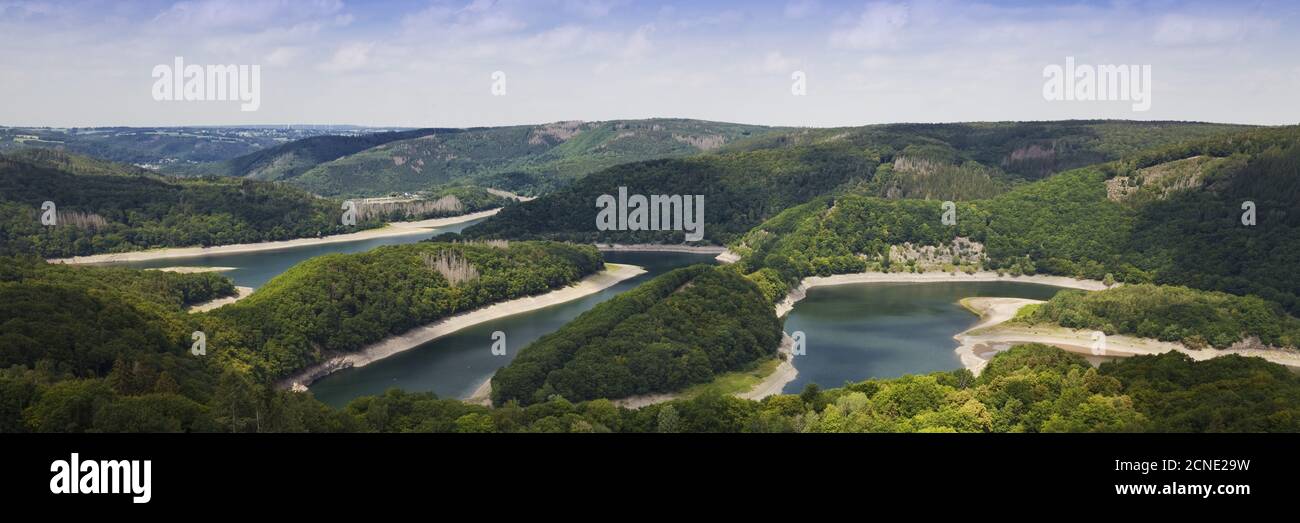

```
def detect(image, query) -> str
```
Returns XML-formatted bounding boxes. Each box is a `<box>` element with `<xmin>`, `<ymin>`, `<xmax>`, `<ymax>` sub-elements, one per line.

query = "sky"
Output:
<box><xmin>1</xmin><ymin>0</ymin><xmax>1298</xmax><ymax>128</ymax></box>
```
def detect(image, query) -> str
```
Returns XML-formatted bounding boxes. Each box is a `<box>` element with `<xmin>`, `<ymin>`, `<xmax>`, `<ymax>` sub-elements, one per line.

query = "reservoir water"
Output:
<box><xmin>308</xmin><ymin>250</ymin><xmax>718</xmax><ymax>406</ymax></box>
<box><xmin>781</xmin><ymin>281</ymin><xmax>1066</xmax><ymax>393</ymax></box>
<box><xmin>105</xmin><ymin>221</ymin><xmax>1079</xmax><ymax>405</ymax></box>
<box><xmin>104</xmin><ymin>225</ymin><xmax>716</xmax><ymax>406</ymax></box>
<box><xmin>117</xmin><ymin>219</ymin><xmax>483</xmax><ymax>288</ymax></box>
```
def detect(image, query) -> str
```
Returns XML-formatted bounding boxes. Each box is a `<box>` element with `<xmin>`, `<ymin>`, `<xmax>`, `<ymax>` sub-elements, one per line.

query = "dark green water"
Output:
<box><xmin>99</xmin><ymin>217</ymin><xmax>715</xmax><ymax>407</ymax></box>
<box><xmin>104</xmin><ymin>225</ymin><xmax>1075</xmax><ymax>405</ymax></box>
<box><xmin>307</xmin><ymin>251</ymin><xmax>718</xmax><ymax>407</ymax></box>
<box><xmin>115</xmin><ymin>219</ymin><xmax>483</xmax><ymax>288</ymax></box>
<box><xmin>781</xmin><ymin>281</ymin><xmax>1066</xmax><ymax>393</ymax></box>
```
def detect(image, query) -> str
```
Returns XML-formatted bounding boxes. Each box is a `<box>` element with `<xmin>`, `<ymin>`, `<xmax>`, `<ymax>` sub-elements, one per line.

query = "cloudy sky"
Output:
<box><xmin>1</xmin><ymin>0</ymin><xmax>1297</xmax><ymax>127</ymax></box>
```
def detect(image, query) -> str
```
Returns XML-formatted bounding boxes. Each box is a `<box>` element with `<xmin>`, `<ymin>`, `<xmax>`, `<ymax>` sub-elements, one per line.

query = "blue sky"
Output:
<box><xmin>1</xmin><ymin>0</ymin><xmax>1297</xmax><ymax>127</ymax></box>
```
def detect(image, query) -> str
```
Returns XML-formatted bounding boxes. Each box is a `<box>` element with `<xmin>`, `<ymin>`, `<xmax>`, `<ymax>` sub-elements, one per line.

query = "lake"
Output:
<box><xmin>781</xmin><ymin>281</ymin><xmax>1067</xmax><ymax>393</ymax></box>
<box><xmin>307</xmin><ymin>250</ymin><xmax>718</xmax><ymax>406</ymax></box>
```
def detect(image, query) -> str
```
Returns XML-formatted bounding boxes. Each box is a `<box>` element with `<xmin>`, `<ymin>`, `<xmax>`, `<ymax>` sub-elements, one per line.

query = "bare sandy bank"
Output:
<box><xmin>714</xmin><ymin>249</ymin><xmax>740</xmax><ymax>264</ymax></box>
<box><xmin>147</xmin><ymin>266</ymin><xmax>236</xmax><ymax>274</ymax></box>
<box><xmin>594</xmin><ymin>243</ymin><xmax>728</xmax><ymax>254</ymax></box>
<box><xmin>187</xmin><ymin>286</ymin><xmax>253</xmax><ymax>313</ymax></box>
<box><xmin>736</xmin><ymin>331</ymin><xmax>798</xmax><ymax>401</ymax></box>
<box><xmin>281</xmin><ymin>263</ymin><xmax>647</xmax><ymax>392</ymax></box>
<box><xmin>954</xmin><ymin>297</ymin><xmax>1300</xmax><ymax>375</ymax></box>
<box><xmin>47</xmin><ymin>209</ymin><xmax>501</xmax><ymax>265</ymax></box>
<box><xmin>774</xmin><ymin>271</ymin><xmax>1110</xmax><ymax>318</ymax></box>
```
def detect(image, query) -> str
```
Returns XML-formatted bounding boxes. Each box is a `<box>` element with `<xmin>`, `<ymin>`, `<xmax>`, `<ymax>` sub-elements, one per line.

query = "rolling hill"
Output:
<box><xmin>179</xmin><ymin>119</ymin><xmax>775</xmax><ymax>197</ymax></box>
<box><xmin>462</xmin><ymin>120</ymin><xmax>1249</xmax><ymax>245</ymax></box>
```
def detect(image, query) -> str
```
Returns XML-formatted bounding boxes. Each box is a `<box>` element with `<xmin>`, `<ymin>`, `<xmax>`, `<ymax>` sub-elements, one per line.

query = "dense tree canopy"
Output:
<box><xmin>490</xmin><ymin>265</ymin><xmax>783</xmax><ymax>405</ymax></box>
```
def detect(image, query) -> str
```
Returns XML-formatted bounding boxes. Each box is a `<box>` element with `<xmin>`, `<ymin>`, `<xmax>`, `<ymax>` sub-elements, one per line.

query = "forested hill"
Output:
<box><xmin>462</xmin><ymin>120</ymin><xmax>1245</xmax><ymax>245</ymax></box>
<box><xmin>166</xmin><ymin>128</ymin><xmax>451</xmax><ymax>181</ymax></box>
<box><xmin>198</xmin><ymin>241</ymin><xmax>604</xmax><ymax>381</ymax></box>
<box><xmin>490</xmin><ymin>265</ymin><xmax>782</xmax><ymax>405</ymax></box>
<box><xmin>722</xmin><ymin>120</ymin><xmax>1248</xmax><ymax>181</ymax></box>
<box><xmin>730</xmin><ymin>125</ymin><xmax>1300</xmax><ymax>313</ymax></box>
<box><xmin>463</xmin><ymin>144</ymin><xmax>877</xmax><ymax>244</ymax></box>
<box><xmin>0</xmin><ymin>150</ymin><xmax>378</xmax><ymax>258</ymax></box>
<box><xmin>176</xmin><ymin>119</ymin><xmax>773</xmax><ymax>197</ymax></box>
<box><xmin>5</xmin><ymin>255</ymin><xmax>1299</xmax><ymax>433</ymax></box>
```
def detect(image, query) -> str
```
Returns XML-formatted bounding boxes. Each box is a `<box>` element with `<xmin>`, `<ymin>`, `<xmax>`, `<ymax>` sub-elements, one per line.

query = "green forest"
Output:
<box><xmin>1018</xmin><ymin>284</ymin><xmax>1300</xmax><ymax>349</ymax></box>
<box><xmin>0</xmin><ymin>150</ymin><xmax>381</xmax><ymax>257</ymax></box>
<box><xmin>199</xmin><ymin>241</ymin><xmax>603</xmax><ymax>380</ymax></box>
<box><xmin>729</xmin><ymin>125</ymin><xmax>1300</xmax><ymax>315</ymax></box>
<box><xmin>463</xmin><ymin>120</ymin><xmax>1244</xmax><ymax>245</ymax></box>
<box><xmin>490</xmin><ymin>265</ymin><xmax>782</xmax><ymax>405</ymax></box>
<box><xmin>4</xmin><ymin>253</ymin><xmax>1299</xmax><ymax>433</ymax></box>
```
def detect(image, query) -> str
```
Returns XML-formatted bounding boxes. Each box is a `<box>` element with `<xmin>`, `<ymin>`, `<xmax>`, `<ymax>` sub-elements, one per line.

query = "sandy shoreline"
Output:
<box><xmin>148</xmin><ymin>266</ymin><xmax>236</xmax><ymax>274</ymax></box>
<box><xmin>774</xmin><ymin>271</ymin><xmax>1110</xmax><ymax>318</ymax></box>
<box><xmin>954</xmin><ymin>297</ymin><xmax>1300</xmax><ymax>374</ymax></box>
<box><xmin>188</xmin><ymin>286</ymin><xmax>253</xmax><ymax>313</ymax></box>
<box><xmin>737</xmin><ymin>331</ymin><xmax>798</xmax><ymax>401</ymax></box>
<box><xmin>47</xmin><ymin>209</ymin><xmax>501</xmax><ymax>265</ymax></box>
<box><xmin>594</xmin><ymin>243</ymin><xmax>727</xmax><ymax>254</ymax></box>
<box><xmin>281</xmin><ymin>263</ymin><xmax>647</xmax><ymax>391</ymax></box>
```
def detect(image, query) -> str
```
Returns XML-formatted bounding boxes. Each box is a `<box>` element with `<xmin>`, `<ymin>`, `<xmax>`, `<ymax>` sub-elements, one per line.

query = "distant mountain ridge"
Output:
<box><xmin>176</xmin><ymin>119</ymin><xmax>775</xmax><ymax>197</ymax></box>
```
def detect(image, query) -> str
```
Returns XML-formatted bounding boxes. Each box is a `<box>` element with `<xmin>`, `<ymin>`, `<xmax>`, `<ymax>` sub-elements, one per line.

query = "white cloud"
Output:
<box><xmin>622</xmin><ymin>23</ymin><xmax>654</xmax><ymax>59</ymax></box>
<box><xmin>564</xmin><ymin>0</ymin><xmax>622</xmax><ymax>18</ymax></box>
<box><xmin>318</xmin><ymin>41</ymin><xmax>373</xmax><ymax>73</ymax></box>
<box><xmin>264</xmin><ymin>46</ymin><xmax>302</xmax><ymax>67</ymax></box>
<box><xmin>1151</xmin><ymin>14</ymin><xmax>1275</xmax><ymax>46</ymax></box>
<box><xmin>760</xmin><ymin>51</ymin><xmax>797</xmax><ymax>74</ymax></box>
<box><xmin>829</xmin><ymin>2</ymin><xmax>909</xmax><ymax>50</ymax></box>
<box><xmin>154</xmin><ymin>0</ymin><xmax>344</xmax><ymax>31</ymax></box>
<box><xmin>783</xmin><ymin>0</ymin><xmax>818</xmax><ymax>19</ymax></box>
<box><xmin>401</xmin><ymin>0</ymin><xmax>526</xmax><ymax>38</ymax></box>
